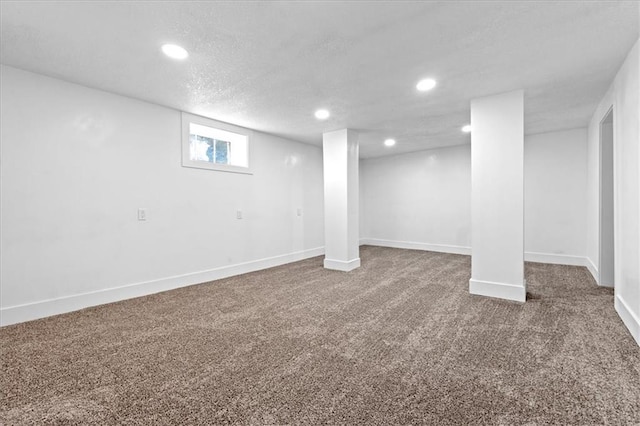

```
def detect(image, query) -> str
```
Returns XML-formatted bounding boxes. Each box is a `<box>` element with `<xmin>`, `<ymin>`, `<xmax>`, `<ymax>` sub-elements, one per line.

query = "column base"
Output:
<box><xmin>324</xmin><ymin>258</ymin><xmax>361</xmax><ymax>272</ymax></box>
<box><xmin>469</xmin><ymin>278</ymin><xmax>526</xmax><ymax>302</ymax></box>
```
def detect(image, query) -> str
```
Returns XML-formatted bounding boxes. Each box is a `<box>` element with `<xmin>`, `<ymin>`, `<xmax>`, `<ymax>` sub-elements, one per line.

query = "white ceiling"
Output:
<box><xmin>1</xmin><ymin>1</ymin><xmax>638</xmax><ymax>158</ymax></box>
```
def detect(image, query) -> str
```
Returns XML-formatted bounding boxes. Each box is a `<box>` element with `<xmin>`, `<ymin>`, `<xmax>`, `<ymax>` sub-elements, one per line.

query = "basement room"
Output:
<box><xmin>1</xmin><ymin>1</ymin><xmax>639</xmax><ymax>424</ymax></box>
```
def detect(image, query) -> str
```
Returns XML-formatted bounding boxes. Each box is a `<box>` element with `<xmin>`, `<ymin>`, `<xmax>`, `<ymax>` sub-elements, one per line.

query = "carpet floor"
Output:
<box><xmin>1</xmin><ymin>246</ymin><xmax>639</xmax><ymax>425</ymax></box>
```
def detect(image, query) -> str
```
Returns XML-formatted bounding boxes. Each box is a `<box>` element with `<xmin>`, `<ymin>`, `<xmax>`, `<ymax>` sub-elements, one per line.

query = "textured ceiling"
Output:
<box><xmin>1</xmin><ymin>1</ymin><xmax>638</xmax><ymax>158</ymax></box>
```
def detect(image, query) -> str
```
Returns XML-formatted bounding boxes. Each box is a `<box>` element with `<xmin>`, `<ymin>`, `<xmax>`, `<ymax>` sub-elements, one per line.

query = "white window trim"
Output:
<box><xmin>181</xmin><ymin>112</ymin><xmax>253</xmax><ymax>175</ymax></box>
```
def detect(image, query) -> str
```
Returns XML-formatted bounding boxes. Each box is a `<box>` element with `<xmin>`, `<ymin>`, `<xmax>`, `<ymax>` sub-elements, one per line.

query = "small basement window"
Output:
<box><xmin>181</xmin><ymin>112</ymin><xmax>251</xmax><ymax>174</ymax></box>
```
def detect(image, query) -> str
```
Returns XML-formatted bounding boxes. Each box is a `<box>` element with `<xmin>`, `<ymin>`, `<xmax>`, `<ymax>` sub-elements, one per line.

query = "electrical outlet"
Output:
<box><xmin>297</xmin><ymin>208</ymin><xmax>303</xmax><ymax>217</ymax></box>
<box><xmin>138</xmin><ymin>208</ymin><xmax>147</xmax><ymax>221</ymax></box>
<box><xmin>236</xmin><ymin>210</ymin><xmax>243</xmax><ymax>219</ymax></box>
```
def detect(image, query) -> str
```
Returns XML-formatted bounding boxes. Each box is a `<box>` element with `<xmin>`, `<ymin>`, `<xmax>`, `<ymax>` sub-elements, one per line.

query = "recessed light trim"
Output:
<box><xmin>384</xmin><ymin>138</ymin><xmax>396</xmax><ymax>147</ymax></box>
<box><xmin>162</xmin><ymin>44</ymin><xmax>189</xmax><ymax>60</ymax></box>
<box><xmin>315</xmin><ymin>109</ymin><xmax>330</xmax><ymax>120</ymax></box>
<box><xmin>416</xmin><ymin>78</ymin><xmax>437</xmax><ymax>92</ymax></box>
<box><xmin>462</xmin><ymin>125</ymin><xmax>472</xmax><ymax>133</ymax></box>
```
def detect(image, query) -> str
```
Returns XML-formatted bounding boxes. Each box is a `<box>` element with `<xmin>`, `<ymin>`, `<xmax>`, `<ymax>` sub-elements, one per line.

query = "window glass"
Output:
<box><xmin>182</xmin><ymin>113</ymin><xmax>251</xmax><ymax>174</ymax></box>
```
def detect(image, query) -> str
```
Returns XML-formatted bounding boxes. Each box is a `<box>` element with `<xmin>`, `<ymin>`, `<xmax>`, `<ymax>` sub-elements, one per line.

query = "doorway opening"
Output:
<box><xmin>599</xmin><ymin>108</ymin><xmax>614</xmax><ymax>287</ymax></box>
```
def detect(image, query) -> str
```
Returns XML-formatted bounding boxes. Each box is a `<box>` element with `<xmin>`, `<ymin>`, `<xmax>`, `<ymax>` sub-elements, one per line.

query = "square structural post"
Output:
<box><xmin>469</xmin><ymin>90</ymin><xmax>526</xmax><ymax>302</ymax></box>
<box><xmin>323</xmin><ymin>129</ymin><xmax>360</xmax><ymax>271</ymax></box>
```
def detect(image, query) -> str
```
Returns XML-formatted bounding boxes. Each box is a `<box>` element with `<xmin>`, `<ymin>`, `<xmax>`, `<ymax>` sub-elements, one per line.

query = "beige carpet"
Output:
<box><xmin>1</xmin><ymin>246</ymin><xmax>639</xmax><ymax>424</ymax></box>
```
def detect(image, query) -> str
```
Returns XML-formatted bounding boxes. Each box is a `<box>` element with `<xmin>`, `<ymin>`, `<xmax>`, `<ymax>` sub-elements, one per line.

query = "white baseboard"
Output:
<box><xmin>585</xmin><ymin>257</ymin><xmax>600</xmax><ymax>284</ymax></box>
<box><xmin>523</xmin><ymin>252</ymin><xmax>588</xmax><ymax>267</ymax></box>
<box><xmin>469</xmin><ymin>278</ymin><xmax>527</xmax><ymax>302</ymax></box>
<box><xmin>360</xmin><ymin>238</ymin><xmax>471</xmax><ymax>255</ymax></box>
<box><xmin>360</xmin><ymin>240</ymin><xmax>592</xmax><ymax>271</ymax></box>
<box><xmin>324</xmin><ymin>257</ymin><xmax>361</xmax><ymax>272</ymax></box>
<box><xmin>0</xmin><ymin>246</ymin><xmax>325</xmax><ymax>327</ymax></box>
<box><xmin>615</xmin><ymin>294</ymin><xmax>640</xmax><ymax>347</ymax></box>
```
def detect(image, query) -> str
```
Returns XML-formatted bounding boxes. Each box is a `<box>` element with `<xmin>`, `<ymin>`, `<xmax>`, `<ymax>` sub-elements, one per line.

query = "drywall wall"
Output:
<box><xmin>586</xmin><ymin>38</ymin><xmax>640</xmax><ymax>345</ymax></box>
<box><xmin>0</xmin><ymin>65</ymin><xmax>325</xmax><ymax>325</ymax></box>
<box><xmin>361</xmin><ymin>129</ymin><xmax>588</xmax><ymax>266</ymax></box>
<box><xmin>360</xmin><ymin>144</ymin><xmax>472</xmax><ymax>254</ymax></box>
<box><xmin>524</xmin><ymin>129</ymin><xmax>588</xmax><ymax>264</ymax></box>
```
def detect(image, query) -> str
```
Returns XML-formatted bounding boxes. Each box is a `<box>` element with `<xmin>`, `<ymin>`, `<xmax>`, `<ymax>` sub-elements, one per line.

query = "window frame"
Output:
<box><xmin>181</xmin><ymin>112</ymin><xmax>253</xmax><ymax>175</ymax></box>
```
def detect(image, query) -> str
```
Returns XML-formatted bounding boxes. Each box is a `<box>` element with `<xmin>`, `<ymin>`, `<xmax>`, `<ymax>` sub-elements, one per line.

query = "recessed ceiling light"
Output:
<box><xmin>462</xmin><ymin>125</ymin><xmax>472</xmax><ymax>133</ymax></box>
<box><xmin>384</xmin><ymin>138</ymin><xmax>396</xmax><ymax>147</ymax></box>
<box><xmin>315</xmin><ymin>109</ymin><xmax>330</xmax><ymax>120</ymax></box>
<box><xmin>416</xmin><ymin>78</ymin><xmax>437</xmax><ymax>92</ymax></box>
<box><xmin>161</xmin><ymin>44</ymin><xmax>189</xmax><ymax>60</ymax></box>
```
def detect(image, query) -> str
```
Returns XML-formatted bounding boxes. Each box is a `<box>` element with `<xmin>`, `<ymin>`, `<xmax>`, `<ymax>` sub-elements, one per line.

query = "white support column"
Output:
<box><xmin>469</xmin><ymin>90</ymin><xmax>526</xmax><ymax>302</ymax></box>
<box><xmin>323</xmin><ymin>129</ymin><xmax>360</xmax><ymax>271</ymax></box>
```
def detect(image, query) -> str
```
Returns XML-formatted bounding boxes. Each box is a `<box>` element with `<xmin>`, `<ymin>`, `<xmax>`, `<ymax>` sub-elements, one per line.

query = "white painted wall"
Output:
<box><xmin>524</xmin><ymin>129</ymin><xmax>588</xmax><ymax>264</ymax></box>
<box><xmin>360</xmin><ymin>144</ymin><xmax>471</xmax><ymax>254</ymax></box>
<box><xmin>586</xmin><ymin>38</ymin><xmax>640</xmax><ymax>345</ymax></box>
<box><xmin>361</xmin><ymin>129</ymin><xmax>589</xmax><ymax>266</ymax></box>
<box><xmin>0</xmin><ymin>65</ymin><xmax>325</xmax><ymax>325</ymax></box>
